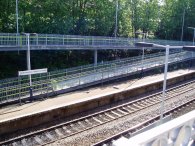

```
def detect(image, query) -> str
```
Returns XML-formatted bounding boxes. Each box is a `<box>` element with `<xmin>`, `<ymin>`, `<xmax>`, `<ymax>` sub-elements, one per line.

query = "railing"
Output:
<box><xmin>0</xmin><ymin>50</ymin><xmax>182</xmax><ymax>89</ymax></box>
<box><xmin>0</xmin><ymin>33</ymin><xmax>193</xmax><ymax>48</ymax></box>
<box><xmin>117</xmin><ymin>110</ymin><xmax>195</xmax><ymax>146</ymax></box>
<box><xmin>0</xmin><ymin>33</ymin><xmax>136</xmax><ymax>47</ymax></box>
<box><xmin>0</xmin><ymin>50</ymin><xmax>194</xmax><ymax>104</ymax></box>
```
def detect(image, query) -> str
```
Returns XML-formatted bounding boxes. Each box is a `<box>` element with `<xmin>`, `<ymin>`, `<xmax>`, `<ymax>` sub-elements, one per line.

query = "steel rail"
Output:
<box><xmin>0</xmin><ymin>79</ymin><xmax>195</xmax><ymax>145</ymax></box>
<box><xmin>92</xmin><ymin>98</ymin><xmax>195</xmax><ymax>146</ymax></box>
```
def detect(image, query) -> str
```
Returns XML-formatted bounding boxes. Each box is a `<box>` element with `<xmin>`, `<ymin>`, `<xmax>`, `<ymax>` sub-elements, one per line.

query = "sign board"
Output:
<box><xmin>18</xmin><ymin>68</ymin><xmax>47</xmax><ymax>76</ymax></box>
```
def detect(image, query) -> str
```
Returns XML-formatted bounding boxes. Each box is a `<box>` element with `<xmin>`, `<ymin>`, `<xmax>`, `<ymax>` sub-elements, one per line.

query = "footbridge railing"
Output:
<box><xmin>0</xmin><ymin>33</ymin><xmax>193</xmax><ymax>50</ymax></box>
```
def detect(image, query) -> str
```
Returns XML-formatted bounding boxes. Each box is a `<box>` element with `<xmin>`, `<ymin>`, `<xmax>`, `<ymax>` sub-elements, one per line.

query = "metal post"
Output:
<box><xmin>193</xmin><ymin>29</ymin><xmax>195</xmax><ymax>46</ymax></box>
<box><xmin>26</xmin><ymin>34</ymin><xmax>32</xmax><ymax>86</ymax></box>
<box><xmin>181</xmin><ymin>9</ymin><xmax>185</xmax><ymax>42</ymax></box>
<box><xmin>6</xmin><ymin>86</ymin><xmax>8</xmax><ymax>101</ymax></box>
<box><xmin>114</xmin><ymin>0</ymin><xmax>119</xmax><ymax>37</ymax></box>
<box><xmin>94</xmin><ymin>49</ymin><xmax>98</xmax><ymax>65</ymax></box>
<box><xmin>141</xmin><ymin>47</ymin><xmax>145</xmax><ymax>71</ymax></box>
<box><xmin>46</xmin><ymin>73</ymin><xmax>49</xmax><ymax>98</ymax></box>
<box><xmin>40</xmin><ymin>74</ymin><xmax>42</xmax><ymax>94</ymax></box>
<box><xmin>79</xmin><ymin>73</ymin><xmax>81</xmax><ymax>85</ymax></box>
<box><xmin>16</xmin><ymin>0</ymin><xmax>19</xmax><ymax>34</ymax></box>
<box><xmin>160</xmin><ymin>45</ymin><xmax>169</xmax><ymax>124</ymax></box>
<box><xmin>19</xmin><ymin>76</ymin><xmax>21</xmax><ymax>105</ymax></box>
<box><xmin>46</xmin><ymin>35</ymin><xmax>47</xmax><ymax>45</ymax></box>
<box><xmin>141</xmin><ymin>33</ymin><xmax>145</xmax><ymax>74</ymax></box>
<box><xmin>36</xmin><ymin>34</ymin><xmax>38</xmax><ymax>45</ymax></box>
<box><xmin>63</xmin><ymin>35</ymin><xmax>64</xmax><ymax>45</ymax></box>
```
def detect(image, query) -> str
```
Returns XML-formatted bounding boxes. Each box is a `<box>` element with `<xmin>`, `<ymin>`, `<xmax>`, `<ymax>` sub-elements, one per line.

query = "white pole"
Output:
<box><xmin>142</xmin><ymin>47</ymin><xmax>145</xmax><ymax>70</ymax></box>
<box><xmin>141</xmin><ymin>33</ymin><xmax>145</xmax><ymax>70</ymax></box>
<box><xmin>193</xmin><ymin>29</ymin><xmax>195</xmax><ymax>46</ymax></box>
<box><xmin>94</xmin><ymin>49</ymin><xmax>98</xmax><ymax>65</ymax></box>
<box><xmin>16</xmin><ymin>0</ymin><xmax>19</xmax><ymax>34</ymax></box>
<box><xmin>181</xmin><ymin>9</ymin><xmax>185</xmax><ymax>42</ymax></box>
<box><xmin>114</xmin><ymin>0</ymin><xmax>118</xmax><ymax>37</ymax></box>
<box><xmin>160</xmin><ymin>45</ymin><xmax>169</xmax><ymax>124</ymax></box>
<box><xmin>27</xmin><ymin>34</ymin><xmax>32</xmax><ymax>86</ymax></box>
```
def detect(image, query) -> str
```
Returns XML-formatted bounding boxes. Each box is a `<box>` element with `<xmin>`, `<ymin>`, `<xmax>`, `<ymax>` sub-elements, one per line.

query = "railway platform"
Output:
<box><xmin>0</xmin><ymin>68</ymin><xmax>195</xmax><ymax>135</ymax></box>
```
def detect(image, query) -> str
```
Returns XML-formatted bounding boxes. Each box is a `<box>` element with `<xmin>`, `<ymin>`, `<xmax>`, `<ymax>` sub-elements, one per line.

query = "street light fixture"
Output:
<box><xmin>16</xmin><ymin>0</ymin><xmax>19</xmax><ymax>34</ymax></box>
<box><xmin>135</xmin><ymin>32</ymin><xmax>148</xmax><ymax>72</ymax></box>
<box><xmin>135</xmin><ymin>42</ymin><xmax>184</xmax><ymax>124</ymax></box>
<box><xmin>21</xmin><ymin>33</ymin><xmax>37</xmax><ymax>86</ymax></box>
<box><xmin>188</xmin><ymin>27</ymin><xmax>195</xmax><ymax>45</ymax></box>
<box><xmin>114</xmin><ymin>0</ymin><xmax>119</xmax><ymax>37</ymax></box>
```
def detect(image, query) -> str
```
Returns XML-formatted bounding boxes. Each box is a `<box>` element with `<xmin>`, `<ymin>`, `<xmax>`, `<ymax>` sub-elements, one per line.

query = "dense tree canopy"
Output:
<box><xmin>0</xmin><ymin>0</ymin><xmax>195</xmax><ymax>40</ymax></box>
<box><xmin>0</xmin><ymin>0</ymin><xmax>195</xmax><ymax>79</ymax></box>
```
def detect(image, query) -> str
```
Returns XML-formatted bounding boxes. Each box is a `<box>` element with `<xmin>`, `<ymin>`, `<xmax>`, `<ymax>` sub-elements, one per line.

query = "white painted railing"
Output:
<box><xmin>113</xmin><ymin>110</ymin><xmax>195</xmax><ymax>146</ymax></box>
<box><xmin>0</xmin><ymin>33</ymin><xmax>193</xmax><ymax>48</ymax></box>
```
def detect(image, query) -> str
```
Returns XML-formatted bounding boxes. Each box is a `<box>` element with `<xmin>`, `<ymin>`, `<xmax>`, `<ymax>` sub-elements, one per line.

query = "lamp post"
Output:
<box><xmin>188</xmin><ymin>27</ymin><xmax>195</xmax><ymax>45</ymax></box>
<box><xmin>114</xmin><ymin>0</ymin><xmax>119</xmax><ymax>37</ymax></box>
<box><xmin>181</xmin><ymin>9</ymin><xmax>185</xmax><ymax>42</ymax></box>
<box><xmin>135</xmin><ymin>32</ymin><xmax>147</xmax><ymax>72</ymax></box>
<box><xmin>21</xmin><ymin>33</ymin><xmax>37</xmax><ymax>86</ymax></box>
<box><xmin>21</xmin><ymin>33</ymin><xmax>36</xmax><ymax>101</ymax></box>
<box><xmin>16</xmin><ymin>0</ymin><xmax>19</xmax><ymax>34</ymax></box>
<box><xmin>16</xmin><ymin>0</ymin><xmax>19</xmax><ymax>47</ymax></box>
<box><xmin>21</xmin><ymin>33</ymin><xmax>32</xmax><ymax>86</ymax></box>
<box><xmin>135</xmin><ymin>42</ymin><xmax>184</xmax><ymax>124</ymax></box>
<box><xmin>160</xmin><ymin>45</ymin><xmax>169</xmax><ymax>122</ymax></box>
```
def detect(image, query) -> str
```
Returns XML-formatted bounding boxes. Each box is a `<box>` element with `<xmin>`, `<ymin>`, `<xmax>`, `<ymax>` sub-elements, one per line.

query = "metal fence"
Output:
<box><xmin>0</xmin><ymin>33</ymin><xmax>193</xmax><ymax>48</ymax></box>
<box><xmin>0</xmin><ymin>50</ymin><xmax>194</xmax><ymax>104</ymax></box>
<box><xmin>0</xmin><ymin>50</ymin><xmax>180</xmax><ymax>88</ymax></box>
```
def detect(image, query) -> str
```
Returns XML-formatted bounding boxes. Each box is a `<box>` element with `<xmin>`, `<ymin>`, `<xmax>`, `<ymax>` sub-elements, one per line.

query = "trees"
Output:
<box><xmin>0</xmin><ymin>0</ymin><xmax>195</xmax><ymax>79</ymax></box>
<box><xmin>1</xmin><ymin>0</ymin><xmax>194</xmax><ymax>40</ymax></box>
<box><xmin>157</xmin><ymin>0</ymin><xmax>195</xmax><ymax>40</ymax></box>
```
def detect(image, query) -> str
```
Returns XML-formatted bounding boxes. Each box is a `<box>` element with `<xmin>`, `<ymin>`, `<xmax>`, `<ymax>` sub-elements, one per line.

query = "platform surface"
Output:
<box><xmin>0</xmin><ymin>68</ymin><xmax>194</xmax><ymax>122</ymax></box>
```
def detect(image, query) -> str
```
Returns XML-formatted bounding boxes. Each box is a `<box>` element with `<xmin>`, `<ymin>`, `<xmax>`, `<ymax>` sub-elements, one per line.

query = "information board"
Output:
<box><xmin>18</xmin><ymin>68</ymin><xmax>47</xmax><ymax>76</ymax></box>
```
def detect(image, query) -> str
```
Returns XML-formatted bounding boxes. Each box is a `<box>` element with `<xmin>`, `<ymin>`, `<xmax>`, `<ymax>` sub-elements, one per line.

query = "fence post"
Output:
<box><xmin>79</xmin><ymin>73</ymin><xmax>81</xmax><ymax>85</ymax></box>
<box><xmin>40</xmin><ymin>74</ymin><xmax>42</xmax><ymax>94</ymax></box>
<box><xmin>92</xmin><ymin>36</ymin><xmax>94</xmax><ymax>46</ymax></box>
<box><xmin>36</xmin><ymin>34</ymin><xmax>38</xmax><ymax>45</ymax></box>
<box><xmin>18</xmin><ymin>76</ymin><xmax>21</xmax><ymax>105</ymax></box>
<box><xmin>63</xmin><ymin>35</ymin><xmax>64</xmax><ymax>45</ymax></box>
<box><xmin>6</xmin><ymin>86</ymin><xmax>8</xmax><ymax>102</ymax></box>
<box><xmin>101</xmin><ymin>70</ymin><xmax>103</xmax><ymax>86</ymax></box>
<box><xmin>46</xmin><ymin>73</ymin><xmax>49</xmax><ymax>98</ymax></box>
<box><xmin>46</xmin><ymin>35</ymin><xmax>47</xmax><ymax>45</ymax></box>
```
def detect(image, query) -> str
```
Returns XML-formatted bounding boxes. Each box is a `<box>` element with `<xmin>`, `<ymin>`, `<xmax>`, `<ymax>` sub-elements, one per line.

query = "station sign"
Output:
<box><xmin>18</xmin><ymin>68</ymin><xmax>47</xmax><ymax>76</ymax></box>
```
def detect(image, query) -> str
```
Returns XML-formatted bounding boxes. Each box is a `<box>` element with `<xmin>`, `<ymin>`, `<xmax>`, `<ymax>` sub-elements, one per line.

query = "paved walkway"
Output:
<box><xmin>0</xmin><ymin>69</ymin><xmax>194</xmax><ymax>122</ymax></box>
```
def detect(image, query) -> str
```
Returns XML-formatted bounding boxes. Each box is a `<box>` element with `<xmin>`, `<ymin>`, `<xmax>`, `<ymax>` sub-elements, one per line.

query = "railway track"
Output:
<box><xmin>92</xmin><ymin>98</ymin><xmax>195</xmax><ymax>146</ymax></box>
<box><xmin>1</xmin><ymin>80</ymin><xmax>195</xmax><ymax>146</ymax></box>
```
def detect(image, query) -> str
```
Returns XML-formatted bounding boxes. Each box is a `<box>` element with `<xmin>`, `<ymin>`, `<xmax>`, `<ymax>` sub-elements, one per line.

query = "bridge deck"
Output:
<box><xmin>0</xmin><ymin>33</ymin><xmax>193</xmax><ymax>51</ymax></box>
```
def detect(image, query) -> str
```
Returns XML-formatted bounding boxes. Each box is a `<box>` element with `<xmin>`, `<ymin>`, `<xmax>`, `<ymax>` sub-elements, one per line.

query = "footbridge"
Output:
<box><xmin>0</xmin><ymin>33</ymin><xmax>193</xmax><ymax>51</ymax></box>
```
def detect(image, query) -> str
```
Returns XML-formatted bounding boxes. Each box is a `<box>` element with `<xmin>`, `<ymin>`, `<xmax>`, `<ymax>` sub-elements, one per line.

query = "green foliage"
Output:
<box><xmin>0</xmin><ymin>0</ymin><xmax>194</xmax><ymax>40</ymax></box>
<box><xmin>0</xmin><ymin>0</ymin><xmax>195</xmax><ymax>78</ymax></box>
